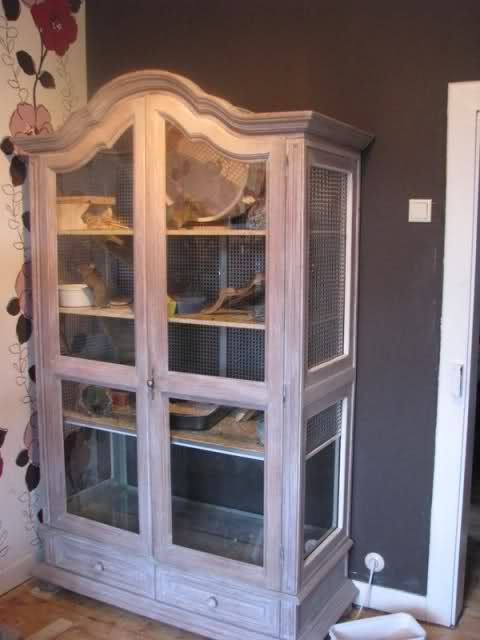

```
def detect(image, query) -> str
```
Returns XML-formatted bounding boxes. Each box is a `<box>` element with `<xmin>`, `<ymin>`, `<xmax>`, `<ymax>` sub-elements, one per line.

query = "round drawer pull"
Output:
<box><xmin>206</xmin><ymin>596</ymin><xmax>218</xmax><ymax>609</ymax></box>
<box><xmin>93</xmin><ymin>561</ymin><xmax>105</xmax><ymax>573</ymax></box>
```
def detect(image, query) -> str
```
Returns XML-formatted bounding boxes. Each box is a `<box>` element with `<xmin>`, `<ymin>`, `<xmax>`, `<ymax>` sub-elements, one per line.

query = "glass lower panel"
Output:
<box><xmin>170</xmin><ymin>399</ymin><xmax>265</xmax><ymax>565</ymax></box>
<box><xmin>303</xmin><ymin>438</ymin><xmax>341</xmax><ymax>558</ymax></box>
<box><xmin>60</xmin><ymin>314</ymin><xmax>134</xmax><ymax>365</ymax></box>
<box><xmin>62</xmin><ymin>380</ymin><xmax>139</xmax><ymax>533</ymax></box>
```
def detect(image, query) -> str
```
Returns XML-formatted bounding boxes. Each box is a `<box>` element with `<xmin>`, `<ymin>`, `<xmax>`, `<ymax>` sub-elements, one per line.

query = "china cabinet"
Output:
<box><xmin>16</xmin><ymin>71</ymin><xmax>372</xmax><ymax>640</ymax></box>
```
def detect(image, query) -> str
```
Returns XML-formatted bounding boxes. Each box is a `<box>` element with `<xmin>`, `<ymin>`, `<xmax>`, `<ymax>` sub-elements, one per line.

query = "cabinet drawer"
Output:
<box><xmin>52</xmin><ymin>534</ymin><xmax>154</xmax><ymax>598</ymax></box>
<box><xmin>157</xmin><ymin>570</ymin><xmax>280</xmax><ymax>635</ymax></box>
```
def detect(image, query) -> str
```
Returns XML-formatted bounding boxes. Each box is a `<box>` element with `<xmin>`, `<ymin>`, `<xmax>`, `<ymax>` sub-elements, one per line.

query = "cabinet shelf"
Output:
<box><xmin>59</xmin><ymin>306</ymin><xmax>134</xmax><ymax>320</ymax></box>
<box><xmin>59</xmin><ymin>306</ymin><xmax>264</xmax><ymax>330</ymax></box>
<box><xmin>170</xmin><ymin>312</ymin><xmax>264</xmax><ymax>330</ymax></box>
<box><xmin>171</xmin><ymin>414</ymin><xmax>264</xmax><ymax>460</ymax></box>
<box><xmin>63</xmin><ymin>409</ymin><xmax>263</xmax><ymax>460</ymax></box>
<box><xmin>167</xmin><ymin>227</ymin><xmax>265</xmax><ymax>237</ymax></box>
<box><xmin>58</xmin><ymin>228</ymin><xmax>133</xmax><ymax>236</ymax></box>
<box><xmin>63</xmin><ymin>409</ymin><xmax>137</xmax><ymax>438</ymax></box>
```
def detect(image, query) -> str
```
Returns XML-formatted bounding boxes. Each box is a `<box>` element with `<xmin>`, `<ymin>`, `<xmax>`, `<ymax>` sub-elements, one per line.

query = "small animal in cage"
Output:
<box><xmin>81</xmin><ymin>205</ymin><xmax>129</xmax><ymax>230</ymax></box>
<box><xmin>167</xmin><ymin>197</ymin><xmax>207</xmax><ymax>229</ymax></box>
<box><xmin>77</xmin><ymin>384</ymin><xmax>113</xmax><ymax>418</ymax></box>
<box><xmin>246</xmin><ymin>198</ymin><xmax>266</xmax><ymax>230</ymax></box>
<box><xmin>78</xmin><ymin>263</ymin><xmax>110</xmax><ymax>307</ymax></box>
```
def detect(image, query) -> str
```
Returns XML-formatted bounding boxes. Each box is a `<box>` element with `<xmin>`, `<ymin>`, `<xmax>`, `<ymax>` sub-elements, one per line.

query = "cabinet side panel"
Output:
<box><xmin>282</xmin><ymin>138</ymin><xmax>306</xmax><ymax>595</ymax></box>
<box><xmin>299</xmin><ymin>147</ymin><xmax>360</xmax><ymax>590</ymax></box>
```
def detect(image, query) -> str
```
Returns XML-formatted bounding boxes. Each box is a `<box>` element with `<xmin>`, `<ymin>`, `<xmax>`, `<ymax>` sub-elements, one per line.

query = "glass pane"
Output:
<box><xmin>166</xmin><ymin>122</ymin><xmax>266</xmax><ymax>381</ymax></box>
<box><xmin>303</xmin><ymin>401</ymin><xmax>343</xmax><ymax>559</ymax></box>
<box><xmin>62</xmin><ymin>380</ymin><xmax>139</xmax><ymax>533</ymax></box>
<box><xmin>57</xmin><ymin>128</ymin><xmax>135</xmax><ymax>366</ymax></box>
<box><xmin>170</xmin><ymin>398</ymin><xmax>265</xmax><ymax>565</ymax></box>
<box><xmin>307</xmin><ymin>166</ymin><xmax>348</xmax><ymax>369</ymax></box>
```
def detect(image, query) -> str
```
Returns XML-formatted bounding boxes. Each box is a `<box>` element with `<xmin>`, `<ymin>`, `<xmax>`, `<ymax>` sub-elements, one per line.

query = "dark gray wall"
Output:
<box><xmin>86</xmin><ymin>0</ymin><xmax>480</xmax><ymax>593</ymax></box>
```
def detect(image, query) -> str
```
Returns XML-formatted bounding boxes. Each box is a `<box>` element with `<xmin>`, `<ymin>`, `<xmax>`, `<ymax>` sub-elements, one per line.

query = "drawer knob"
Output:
<box><xmin>93</xmin><ymin>561</ymin><xmax>105</xmax><ymax>573</ymax></box>
<box><xmin>206</xmin><ymin>596</ymin><xmax>218</xmax><ymax>609</ymax></box>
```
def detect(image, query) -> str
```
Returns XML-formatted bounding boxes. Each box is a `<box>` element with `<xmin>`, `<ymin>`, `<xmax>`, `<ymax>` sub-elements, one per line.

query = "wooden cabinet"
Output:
<box><xmin>16</xmin><ymin>70</ymin><xmax>372</xmax><ymax>640</ymax></box>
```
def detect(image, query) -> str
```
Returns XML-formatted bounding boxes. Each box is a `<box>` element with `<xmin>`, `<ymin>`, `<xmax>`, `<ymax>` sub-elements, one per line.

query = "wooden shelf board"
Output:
<box><xmin>57</xmin><ymin>196</ymin><xmax>115</xmax><ymax>205</ymax></box>
<box><xmin>64</xmin><ymin>408</ymin><xmax>263</xmax><ymax>459</ymax></box>
<box><xmin>171</xmin><ymin>414</ymin><xmax>264</xmax><ymax>460</ymax></box>
<box><xmin>170</xmin><ymin>312</ymin><xmax>264</xmax><ymax>330</ymax></box>
<box><xmin>59</xmin><ymin>305</ymin><xmax>134</xmax><ymax>320</ymax></box>
<box><xmin>63</xmin><ymin>409</ymin><xmax>137</xmax><ymax>437</ymax></box>
<box><xmin>168</xmin><ymin>227</ymin><xmax>265</xmax><ymax>237</ymax></box>
<box><xmin>58</xmin><ymin>228</ymin><xmax>133</xmax><ymax>236</ymax></box>
<box><xmin>59</xmin><ymin>307</ymin><xmax>264</xmax><ymax>329</ymax></box>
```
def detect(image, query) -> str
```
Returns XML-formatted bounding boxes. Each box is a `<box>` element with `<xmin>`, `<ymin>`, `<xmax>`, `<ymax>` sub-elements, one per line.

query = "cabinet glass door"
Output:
<box><xmin>51</xmin><ymin>118</ymin><xmax>147</xmax><ymax>544</ymax></box>
<box><xmin>62</xmin><ymin>380</ymin><xmax>139</xmax><ymax>533</ymax></box>
<box><xmin>57</xmin><ymin>127</ymin><xmax>135</xmax><ymax>365</ymax></box>
<box><xmin>157</xmin><ymin>121</ymin><xmax>272</xmax><ymax>569</ymax></box>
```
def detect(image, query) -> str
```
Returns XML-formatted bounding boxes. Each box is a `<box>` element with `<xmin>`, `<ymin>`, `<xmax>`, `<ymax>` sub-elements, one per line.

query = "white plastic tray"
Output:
<box><xmin>330</xmin><ymin>613</ymin><xmax>426</xmax><ymax>640</ymax></box>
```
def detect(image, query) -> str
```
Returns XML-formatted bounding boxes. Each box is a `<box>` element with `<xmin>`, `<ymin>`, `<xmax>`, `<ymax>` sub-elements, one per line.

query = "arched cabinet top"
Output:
<box><xmin>14</xmin><ymin>69</ymin><xmax>373</xmax><ymax>155</ymax></box>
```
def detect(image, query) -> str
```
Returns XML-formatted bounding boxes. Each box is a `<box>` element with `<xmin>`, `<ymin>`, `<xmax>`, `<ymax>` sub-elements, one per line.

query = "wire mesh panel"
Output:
<box><xmin>227</xmin><ymin>237</ymin><xmax>265</xmax><ymax>288</ymax></box>
<box><xmin>168</xmin><ymin>237</ymin><xmax>220</xmax><ymax>303</ymax></box>
<box><xmin>307</xmin><ymin>165</ymin><xmax>348</xmax><ymax>369</ymax></box>
<box><xmin>226</xmin><ymin>328</ymin><xmax>265</xmax><ymax>381</ymax></box>
<box><xmin>168</xmin><ymin>324</ymin><xmax>219</xmax><ymax>377</ymax></box>
<box><xmin>306</xmin><ymin>400</ymin><xmax>343</xmax><ymax>455</ymax></box>
<box><xmin>168</xmin><ymin>324</ymin><xmax>265</xmax><ymax>382</ymax></box>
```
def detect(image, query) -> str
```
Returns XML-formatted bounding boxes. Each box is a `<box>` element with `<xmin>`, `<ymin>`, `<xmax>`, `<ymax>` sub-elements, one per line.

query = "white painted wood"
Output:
<box><xmin>427</xmin><ymin>81</ymin><xmax>480</xmax><ymax>626</ymax></box>
<box><xmin>0</xmin><ymin>552</ymin><xmax>36</xmax><ymax>596</ymax></box>
<box><xmin>157</xmin><ymin>568</ymin><xmax>281</xmax><ymax>635</ymax></box>
<box><xmin>353</xmin><ymin>581</ymin><xmax>428</xmax><ymax>622</ymax></box>
<box><xmin>51</xmin><ymin>532</ymin><xmax>155</xmax><ymax>597</ymax></box>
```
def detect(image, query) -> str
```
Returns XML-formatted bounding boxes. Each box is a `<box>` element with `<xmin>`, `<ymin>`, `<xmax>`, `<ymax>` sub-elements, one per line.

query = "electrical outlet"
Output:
<box><xmin>364</xmin><ymin>552</ymin><xmax>385</xmax><ymax>573</ymax></box>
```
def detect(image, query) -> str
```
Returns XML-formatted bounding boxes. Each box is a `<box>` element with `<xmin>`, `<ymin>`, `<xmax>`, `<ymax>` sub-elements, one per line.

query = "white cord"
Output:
<box><xmin>355</xmin><ymin>560</ymin><xmax>376</xmax><ymax>619</ymax></box>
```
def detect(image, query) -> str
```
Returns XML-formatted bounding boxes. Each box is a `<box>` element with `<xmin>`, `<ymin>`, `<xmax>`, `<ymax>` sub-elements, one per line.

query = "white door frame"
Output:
<box><xmin>426</xmin><ymin>81</ymin><xmax>480</xmax><ymax>626</ymax></box>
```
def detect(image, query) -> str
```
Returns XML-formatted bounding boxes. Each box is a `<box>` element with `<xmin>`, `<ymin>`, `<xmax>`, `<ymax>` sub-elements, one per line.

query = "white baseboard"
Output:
<box><xmin>0</xmin><ymin>552</ymin><xmax>36</xmax><ymax>596</ymax></box>
<box><xmin>353</xmin><ymin>580</ymin><xmax>428</xmax><ymax>622</ymax></box>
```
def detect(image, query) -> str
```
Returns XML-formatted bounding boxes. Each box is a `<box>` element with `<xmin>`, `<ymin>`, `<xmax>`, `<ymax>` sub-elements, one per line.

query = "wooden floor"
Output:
<box><xmin>0</xmin><ymin>504</ymin><xmax>479</xmax><ymax>639</ymax></box>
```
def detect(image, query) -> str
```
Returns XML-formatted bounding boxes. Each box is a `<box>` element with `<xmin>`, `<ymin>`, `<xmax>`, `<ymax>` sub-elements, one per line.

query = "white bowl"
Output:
<box><xmin>59</xmin><ymin>284</ymin><xmax>93</xmax><ymax>308</ymax></box>
<box><xmin>330</xmin><ymin>613</ymin><xmax>426</xmax><ymax>640</ymax></box>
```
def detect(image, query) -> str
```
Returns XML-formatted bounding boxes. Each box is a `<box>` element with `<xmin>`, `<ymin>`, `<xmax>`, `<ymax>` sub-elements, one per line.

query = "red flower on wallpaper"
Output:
<box><xmin>31</xmin><ymin>0</ymin><xmax>78</xmax><ymax>57</ymax></box>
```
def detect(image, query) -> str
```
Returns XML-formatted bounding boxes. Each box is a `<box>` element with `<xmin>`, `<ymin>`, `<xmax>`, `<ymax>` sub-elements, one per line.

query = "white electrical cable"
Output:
<box><xmin>354</xmin><ymin>559</ymin><xmax>377</xmax><ymax>619</ymax></box>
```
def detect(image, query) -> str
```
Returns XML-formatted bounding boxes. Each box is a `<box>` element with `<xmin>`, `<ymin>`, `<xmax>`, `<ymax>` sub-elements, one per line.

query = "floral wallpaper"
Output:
<box><xmin>0</xmin><ymin>0</ymin><xmax>85</xmax><ymax>594</ymax></box>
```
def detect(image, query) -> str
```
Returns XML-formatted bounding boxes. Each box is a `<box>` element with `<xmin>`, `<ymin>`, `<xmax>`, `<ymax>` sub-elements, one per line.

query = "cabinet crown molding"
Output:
<box><xmin>13</xmin><ymin>69</ymin><xmax>373</xmax><ymax>155</ymax></box>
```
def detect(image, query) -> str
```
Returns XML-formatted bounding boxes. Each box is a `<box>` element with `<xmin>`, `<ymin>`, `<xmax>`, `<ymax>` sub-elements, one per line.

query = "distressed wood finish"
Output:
<box><xmin>17</xmin><ymin>70</ymin><xmax>372</xmax><ymax>639</ymax></box>
<box><xmin>15</xmin><ymin>70</ymin><xmax>372</xmax><ymax>155</ymax></box>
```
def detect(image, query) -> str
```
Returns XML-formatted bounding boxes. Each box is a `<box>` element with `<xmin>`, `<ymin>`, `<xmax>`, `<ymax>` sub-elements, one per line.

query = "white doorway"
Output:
<box><xmin>427</xmin><ymin>81</ymin><xmax>480</xmax><ymax>626</ymax></box>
